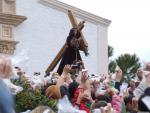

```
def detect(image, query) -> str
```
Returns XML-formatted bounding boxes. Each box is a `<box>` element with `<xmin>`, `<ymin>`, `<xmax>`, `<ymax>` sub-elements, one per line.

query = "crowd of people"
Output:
<box><xmin>0</xmin><ymin>56</ymin><xmax>150</xmax><ymax>113</ymax></box>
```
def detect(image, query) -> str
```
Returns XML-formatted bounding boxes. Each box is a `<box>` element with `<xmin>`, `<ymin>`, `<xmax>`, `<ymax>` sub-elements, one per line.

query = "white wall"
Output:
<box><xmin>14</xmin><ymin>0</ymin><xmax>107</xmax><ymax>76</ymax></box>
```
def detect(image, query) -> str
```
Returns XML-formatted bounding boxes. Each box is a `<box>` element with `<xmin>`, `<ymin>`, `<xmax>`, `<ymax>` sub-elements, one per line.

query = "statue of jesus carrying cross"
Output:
<box><xmin>45</xmin><ymin>10</ymin><xmax>89</xmax><ymax>75</ymax></box>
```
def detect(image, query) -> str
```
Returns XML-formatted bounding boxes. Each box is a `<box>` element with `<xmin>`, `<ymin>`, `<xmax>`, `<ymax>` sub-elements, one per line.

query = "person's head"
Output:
<box><xmin>51</xmin><ymin>72</ymin><xmax>59</xmax><ymax>82</ymax></box>
<box><xmin>14</xmin><ymin>66</ymin><xmax>21</xmax><ymax>71</ymax></box>
<box><xmin>129</xmin><ymin>80</ymin><xmax>136</xmax><ymax>89</ymax></box>
<box><xmin>144</xmin><ymin>71</ymin><xmax>150</xmax><ymax>83</ymax></box>
<box><xmin>114</xmin><ymin>66</ymin><xmax>123</xmax><ymax>82</ymax></box>
<box><xmin>31</xmin><ymin>106</ymin><xmax>55</xmax><ymax>113</ymax></box>
<box><xmin>78</xmin><ymin>61</ymin><xmax>84</xmax><ymax>71</ymax></box>
<box><xmin>16</xmin><ymin>70</ymin><xmax>24</xmax><ymax>76</ymax></box>
<box><xmin>70</xmin><ymin>74</ymin><xmax>77</xmax><ymax>81</ymax></box>
<box><xmin>34</xmin><ymin>72</ymin><xmax>40</xmax><ymax>76</ymax></box>
<box><xmin>81</xmin><ymin>69</ymin><xmax>88</xmax><ymax>83</ymax></box>
<box><xmin>103</xmin><ymin>78</ymin><xmax>110</xmax><ymax>89</ymax></box>
<box><xmin>115</xmin><ymin>68</ymin><xmax>122</xmax><ymax>77</ymax></box>
<box><xmin>136</xmin><ymin>68</ymin><xmax>143</xmax><ymax>81</ymax></box>
<box><xmin>92</xmin><ymin>81</ymin><xmax>100</xmax><ymax>89</ymax></box>
<box><xmin>69</xmin><ymin>28</ymin><xmax>79</xmax><ymax>37</ymax></box>
<box><xmin>92</xmin><ymin>100</ymin><xmax>108</xmax><ymax>110</ymax></box>
<box><xmin>99</xmin><ymin>74</ymin><xmax>106</xmax><ymax>82</ymax></box>
<box><xmin>80</xmin><ymin>69</ymin><xmax>91</xmax><ymax>92</ymax></box>
<box><xmin>145</xmin><ymin>62</ymin><xmax>150</xmax><ymax>71</ymax></box>
<box><xmin>45</xmin><ymin>85</ymin><xmax>61</xmax><ymax>99</ymax></box>
<box><xmin>90</xmin><ymin>84</ymin><xmax>95</xmax><ymax>100</ymax></box>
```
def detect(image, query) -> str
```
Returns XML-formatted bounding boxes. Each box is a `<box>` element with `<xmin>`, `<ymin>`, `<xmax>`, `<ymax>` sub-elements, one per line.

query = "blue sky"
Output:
<box><xmin>59</xmin><ymin>0</ymin><xmax>150</xmax><ymax>62</ymax></box>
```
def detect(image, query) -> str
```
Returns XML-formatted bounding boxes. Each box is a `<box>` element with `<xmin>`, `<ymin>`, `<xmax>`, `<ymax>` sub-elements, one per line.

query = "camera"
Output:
<box><xmin>71</xmin><ymin>64</ymin><xmax>79</xmax><ymax>69</ymax></box>
<box><xmin>71</xmin><ymin>61</ymin><xmax>83</xmax><ymax>69</ymax></box>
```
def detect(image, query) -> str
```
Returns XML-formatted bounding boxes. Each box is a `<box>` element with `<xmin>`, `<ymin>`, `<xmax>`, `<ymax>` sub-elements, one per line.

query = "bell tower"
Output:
<box><xmin>0</xmin><ymin>0</ymin><xmax>27</xmax><ymax>54</ymax></box>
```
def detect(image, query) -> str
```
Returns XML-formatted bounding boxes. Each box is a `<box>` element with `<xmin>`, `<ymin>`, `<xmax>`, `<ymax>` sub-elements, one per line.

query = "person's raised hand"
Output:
<box><xmin>4</xmin><ymin>58</ymin><xmax>12</xmax><ymax>78</ymax></box>
<box><xmin>123</xmin><ymin>89</ymin><xmax>129</xmax><ymax>98</ymax></box>
<box><xmin>132</xmin><ymin>97</ymin><xmax>138</xmax><ymax>112</ymax></box>
<box><xmin>63</xmin><ymin>65</ymin><xmax>72</xmax><ymax>75</ymax></box>
<box><xmin>56</xmin><ymin>65</ymin><xmax>72</xmax><ymax>87</ymax></box>
<box><xmin>100</xmin><ymin>74</ymin><xmax>106</xmax><ymax>82</ymax></box>
<box><xmin>0</xmin><ymin>57</ymin><xmax>12</xmax><ymax>78</ymax></box>
<box><xmin>101</xmin><ymin>103</ymin><xmax>116</xmax><ymax>113</ymax></box>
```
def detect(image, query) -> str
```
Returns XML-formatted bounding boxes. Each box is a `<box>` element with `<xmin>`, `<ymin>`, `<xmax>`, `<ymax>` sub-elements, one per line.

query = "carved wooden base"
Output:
<box><xmin>0</xmin><ymin>39</ymin><xmax>18</xmax><ymax>54</ymax></box>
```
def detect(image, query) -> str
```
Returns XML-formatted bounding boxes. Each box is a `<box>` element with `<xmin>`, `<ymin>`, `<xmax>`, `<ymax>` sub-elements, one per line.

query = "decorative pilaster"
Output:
<box><xmin>0</xmin><ymin>0</ymin><xmax>27</xmax><ymax>54</ymax></box>
<box><xmin>97</xmin><ymin>25</ymin><xmax>108</xmax><ymax>75</ymax></box>
<box><xmin>0</xmin><ymin>0</ymin><xmax>16</xmax><ymax>14</ymax></box>
<box><xmin>0</xmin><ymin>39</ymin><xmax>18</xmax><ymax>54</ymax></box>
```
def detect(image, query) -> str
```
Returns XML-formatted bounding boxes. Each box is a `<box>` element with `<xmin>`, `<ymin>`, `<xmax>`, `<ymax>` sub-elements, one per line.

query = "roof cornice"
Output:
<box><xmin>39</xmin><ymin>0</ymin><xmax>111</xmax><ymax>26</ymax></box>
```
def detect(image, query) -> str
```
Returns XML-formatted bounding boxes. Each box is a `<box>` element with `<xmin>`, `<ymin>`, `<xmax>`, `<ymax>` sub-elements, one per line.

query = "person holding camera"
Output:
<box><xmin>46</xmin><ymin>65</ymin><xmax>72</xmax><ymax>99</ymax></box>
<box><xmin>72</xmin><ymin>69</ymin><xmax>92</xmax><ymax>113</ymax></box>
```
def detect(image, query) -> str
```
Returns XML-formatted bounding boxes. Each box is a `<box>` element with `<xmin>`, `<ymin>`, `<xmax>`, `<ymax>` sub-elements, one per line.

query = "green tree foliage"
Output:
<box><xmin>108</xmin><ymin>45</ymin><xmax>114</xmax><ymax>58</ymax></box>
<box><xmin>109</xmin><ymin>60</ymin><xmax>117</xmax><ymax>73</ymax></box>
<box><xmin>109</xmin><ymin>54</ymin><xmax>141</xmax><ymax>82</ymax></box>
<box><xmin>108</xmin><ymin>45</ymin><xmax>141</xmax><ymax>82</ymax></box>
<box><xmin>108</xmin><ymin>45</ymin><xmax>115</xmax><ymax>73</ymax></box>
<box><xmin>116</xmin><ymin>54</ymin><xmax>141</xmax><ymax>82</ymax></box>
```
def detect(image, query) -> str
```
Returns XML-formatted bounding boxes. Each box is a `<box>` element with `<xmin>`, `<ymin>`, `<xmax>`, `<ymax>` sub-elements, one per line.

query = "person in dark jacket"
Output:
<box><xmin>138</xmin><ymin>87</ymin><xmax>150</xmax><ymax>111</ymax></box>
<box><xmin>114</xmin><ymin>66</ymin><xmax>122</xmax><ymax>91</ymax></box>
<box><xmin>68</xmin><ymin>74</ymin><xmax>79</xmax><ymax>102</ymax></box>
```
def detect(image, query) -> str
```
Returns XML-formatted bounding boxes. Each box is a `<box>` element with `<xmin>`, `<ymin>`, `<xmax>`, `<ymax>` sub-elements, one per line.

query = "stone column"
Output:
<box><xmin>0</xmin><ymin>0</ymin><xmax>16</xmax><ymax>14</ymax></box>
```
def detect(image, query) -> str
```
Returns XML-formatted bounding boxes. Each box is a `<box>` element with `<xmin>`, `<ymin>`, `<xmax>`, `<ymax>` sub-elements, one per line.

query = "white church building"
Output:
<box><xmin>0</xmin><ymin>0</ymin><xmax>111</xmax><ymax>76</ymax></box>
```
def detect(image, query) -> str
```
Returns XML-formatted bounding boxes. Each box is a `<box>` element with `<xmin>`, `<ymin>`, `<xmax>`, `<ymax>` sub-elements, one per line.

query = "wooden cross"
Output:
<box><xmin>45</xmin><ymin>10</ymin><xmax>88</xmax><ymax>75</ymax></box>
